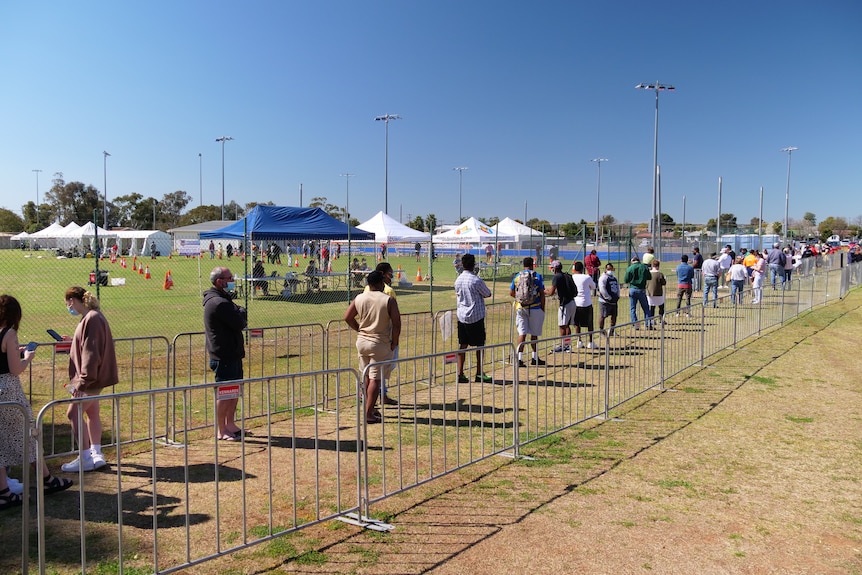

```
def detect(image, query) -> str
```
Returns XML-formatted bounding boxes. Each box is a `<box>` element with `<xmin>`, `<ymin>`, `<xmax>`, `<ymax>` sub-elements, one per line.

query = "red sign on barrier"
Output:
<box><xmin>250</xmin><ymin>329</ymin><xmax>263</xmax><ymax>338</ymax></box>
<box><xmin>444</xmin><ymin>353</ymin><xmax>457</xmax><ymax>364</ymax></box>
<box><xmin>217</xmin><ymin>385</ymin><xmax>241</xmax><ymax>400</ymax></box>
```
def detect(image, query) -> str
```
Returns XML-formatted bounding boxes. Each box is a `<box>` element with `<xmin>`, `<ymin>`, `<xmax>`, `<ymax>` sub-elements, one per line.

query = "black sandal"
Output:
<box><xmin>44</xmin><ymin>475</ymin><xmax>74</xmax><ymax>494</ymax></box>
<box><xmin>0</xmin><ymin>487</ymin><xmax>23</xmax><ymax>511</ymax></box>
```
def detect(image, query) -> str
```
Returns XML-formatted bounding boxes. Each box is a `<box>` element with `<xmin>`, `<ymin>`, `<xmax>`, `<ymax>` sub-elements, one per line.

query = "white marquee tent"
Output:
<box><xmin>357</xmin><ymin>211</ymin><xmax>431</xmax><ymax>243</ymax></box>
<box><xmin>114</xmin><ymin>230</ymin><xmax>172</xmax><ymax>257</ymax></box>
<box><xmin>491</xmin><ymin>217</ymin><xmax>545</xmax><ymax>244</ymax></box>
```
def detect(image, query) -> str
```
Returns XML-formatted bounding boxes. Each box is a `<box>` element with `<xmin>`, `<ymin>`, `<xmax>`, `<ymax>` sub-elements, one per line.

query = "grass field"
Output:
<box><xmin>0</xmin><ymin>249</ymin><xmax>635</xmax><ymax>341</ymax></box>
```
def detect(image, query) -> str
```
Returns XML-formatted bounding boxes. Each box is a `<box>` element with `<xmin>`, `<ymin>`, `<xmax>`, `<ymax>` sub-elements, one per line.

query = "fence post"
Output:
<box><xmin>699</xmin><ymin>303</ymin><xmax>706</xmax><ymax>367</ymax></box>
<box><xmin>603</xmin><ymin>331</ymin><xmax>611</xmax><ymax>416</ymax></box>
<box><xmin>512</xmin><ymin>342</ymin><xmax>521</xmax><ymax>458</ymax></box>
<box><xmin>659</xmin><ymin>314</ymin><xmax>666</xmax><ymax>390</ymax></box>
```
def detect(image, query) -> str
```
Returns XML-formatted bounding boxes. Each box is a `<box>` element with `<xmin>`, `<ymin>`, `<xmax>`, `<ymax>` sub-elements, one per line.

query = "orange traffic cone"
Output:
<box><xmin>121</xmin><ymin>258</ymin><xmax>127</xmax><ymax>269</ymax></box>
<box><xmin>416</xmin><ymin>266</ymin><xmax>422</xmax><ymax>282</ymax></box>
<box><xmin>295</xmin><ymin>259</ymin><xmax>299</xmax><ymax>268</ymax></box>
<box><xmin>396</xmin><ymin>264</ymin><xmax>403</xmax><ymax>282</ymax></box>
<box><xmin>132</xmin><ymin>260</ymin><xmax>138</xmax><ymax>272</ymax></box>
<box><xmin>163</xmin><ymin>270</ymin><xmax>173</xmax><ymax>290</ymax></box>
<box><xmin>138</xmin><ymin>265</ymin><xmax>144</xmax><ymax>275</ymax></box>
<box><xmin>144</xmin><ymin>266</ymin><xmax>151</xmax><ymax>279</ymax></box>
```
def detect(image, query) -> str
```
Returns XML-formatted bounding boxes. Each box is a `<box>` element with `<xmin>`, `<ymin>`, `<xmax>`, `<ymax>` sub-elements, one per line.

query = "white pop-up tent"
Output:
<box><xmin>27</xmin><ymin>222</ymin><xmax>66</xmax><ymax>248</ymax></box>
<box><xmin>432</xmin><ymin>217</ymin><xmax>515</xmax><ymax>244</ymax></box>
<box><xmin>491</xmin><ymin>217</ymin><xmax>545</xmax><ymax>244</ymax></box>
<box><xmin>114</xmin><ymin>230</ymin><xmax>172</xmax><ymax>256</ymax></box>
<box><xmin>357</xmin><ymin>211</ymin><xmax>431</xmax><ymax>242</ymax></box>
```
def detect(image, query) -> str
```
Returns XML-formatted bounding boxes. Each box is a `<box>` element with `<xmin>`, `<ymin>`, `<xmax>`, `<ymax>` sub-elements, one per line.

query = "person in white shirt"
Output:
<box><xmin>571</xmin><ymin>261</ymin><xmax>597</xmax><ymax>349</ymax></box>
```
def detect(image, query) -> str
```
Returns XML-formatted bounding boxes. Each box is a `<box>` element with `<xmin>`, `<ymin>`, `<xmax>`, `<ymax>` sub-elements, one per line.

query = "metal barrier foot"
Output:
<box><xmin>337</xmin><ymin>512</ymin><xmax>395</xmax><ymax>532</ymax></box>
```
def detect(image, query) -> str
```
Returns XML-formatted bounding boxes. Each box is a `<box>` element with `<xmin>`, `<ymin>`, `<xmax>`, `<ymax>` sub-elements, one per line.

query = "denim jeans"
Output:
<box><xmin>692</xmin><ymin>269</ymin><xmax>702</xmax><ymax>292</ymax></box>
<box><xmin>731</xmin><ymin>279</ymin><xmax>745</xmax><ymax>304</ymax></box>
<box><xmin>703</xmin><ymin>276</ymin><xmax>719</xmax><ymax>307</ymax></box>
<box><xmin>629</xmin><ymin>287</ymin><xmax>650</xmax><ymax>323</ymax></box>
<box><xmin>769</xmin><ymin>263</ymin><xmax>783</xmax><ymax>288</ymax></box>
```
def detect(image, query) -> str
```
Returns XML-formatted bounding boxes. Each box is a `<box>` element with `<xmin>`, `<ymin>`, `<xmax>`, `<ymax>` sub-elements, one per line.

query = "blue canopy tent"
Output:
<box><xmin>199</xmin><ymin>205</ymin><xmax>374</xmax><ymax>241</ymax></box>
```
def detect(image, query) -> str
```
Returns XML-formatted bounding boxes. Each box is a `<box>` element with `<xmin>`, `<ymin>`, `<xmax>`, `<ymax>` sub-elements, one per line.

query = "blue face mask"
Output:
<box><xmin>67</xmin><ymin>305</ymin><xmax>79</xmax><ymax>316</ymax></box>
<box><xmin>226</xmin><ymin>282</ymin><xmax>236</xmax><ymax>292</ymax></box>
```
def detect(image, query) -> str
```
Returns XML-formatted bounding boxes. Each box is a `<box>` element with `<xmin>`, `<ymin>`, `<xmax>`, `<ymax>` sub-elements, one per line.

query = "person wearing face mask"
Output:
<box><xmin>61</xmin><ymin>286</ymin><xmax>119</xmax><ymax>472</ymax></box>
<box><xmin>203</xmin><ymin>267</ymin><xmax>247</xmax><ymax>441</ymax></box>
<box><xmin>597</xmin><ymin>263</ymin><xmax>620</xmax><ymax>336</ymax></box>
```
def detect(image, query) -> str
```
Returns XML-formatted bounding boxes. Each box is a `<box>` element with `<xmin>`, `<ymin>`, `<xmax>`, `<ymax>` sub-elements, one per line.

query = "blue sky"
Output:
<box><xmin>1</xmin><ymin>1</ymin><xmax>860</xmax><ymax>229</ymax></box>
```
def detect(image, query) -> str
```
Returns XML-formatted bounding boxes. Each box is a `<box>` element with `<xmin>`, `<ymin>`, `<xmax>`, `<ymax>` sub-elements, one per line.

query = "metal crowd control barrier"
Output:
<box><xmin>1</xmin><ymin>401</ymin><xmax>33</xmax><ymax>575</ymax></box>
<box><xmin>29</xmin><ymin>336</ymin><xmax>171</xmax><ymax>458</ymax></box>
<box><xmin>33</xmin><ymin>369</ymin><xmax>363</xmax><ymax>575</ymax></box>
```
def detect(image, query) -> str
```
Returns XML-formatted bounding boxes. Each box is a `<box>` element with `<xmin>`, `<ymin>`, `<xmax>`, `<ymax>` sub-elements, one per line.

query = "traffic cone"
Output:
<box><xmin>138</xmin><ymin>265</ymin><xmax>143</xmax><ymax>275</ymax></box>
<box><xmin>144</xmin><ymin>266</ymin><xmax>151</xmax><ymax>279</ymax></box>
<box><xmin>121</xmin><ymin>258</ymin><xmax>127</xmax><ymax>269</ymax></box>
<box><xmin>163</xmin><ymin>270</ymin><xmax>173</xmax><ymax>290</ymax></box>
<box><xmin>132</xmin><ymin>260</ymin><xmax>138</xmax><ymax>272</ymax></box>
<box><xmin>295</xmin><ymin>259</ymin><xmax>299</xmax><ymax>268</ymax></box>
<box><xmin>396</xmin><ymin>264</ymin><xmax>403</xmax><ymax>282</ymax></box>
<box><xmin>416</xmin><ymin>266</ymin><xmax>422</xmax><ymax>282</ymax></box>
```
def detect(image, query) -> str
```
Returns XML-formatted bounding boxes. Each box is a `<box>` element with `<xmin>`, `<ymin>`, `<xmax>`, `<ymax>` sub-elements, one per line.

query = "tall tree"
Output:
<box><xmin>159</xmin><ymin>191</ymin><xmax>192</xmax><ymax>229</ymax></box>
<box><xmin>43</xmin><ymin>174</ymin><xmax>102</xmax><ymax>225</ymax></box>
<box><xmin>0</xmin><ymin>208</ymin><xmax>24</xmax><ymax>232</ymax></box>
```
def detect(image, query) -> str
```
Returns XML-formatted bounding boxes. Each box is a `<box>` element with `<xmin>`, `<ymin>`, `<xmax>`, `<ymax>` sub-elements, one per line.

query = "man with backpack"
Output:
<box><xmin>545</xmin><ymin>261</ymin><xmax>577</xmax><ymax>352</ymax></box>
<box><xmin>510</xmin><ymin>257</ymin><xmax>546</xmax><ymax>367</ymax></box>
<box><xmin>598</xmin><ymin>263</ymin><xmax>620</xmax><ymax>335</ymax></box>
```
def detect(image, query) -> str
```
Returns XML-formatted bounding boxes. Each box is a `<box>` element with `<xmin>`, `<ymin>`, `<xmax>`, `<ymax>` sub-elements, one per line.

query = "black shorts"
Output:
<box><xmin>458</xmin><ymin>318</ymin><xmax>486</xmax><ymax>347</ymax></box>
<box><xmin>573</xmin><ymin>305</ymin><xmax>594</xmax><ymax>329</ymax></box>
<box><xmin>599</xmin><ymin>302</ymin><xmax>618</xmax><ymax>318</ymax></box>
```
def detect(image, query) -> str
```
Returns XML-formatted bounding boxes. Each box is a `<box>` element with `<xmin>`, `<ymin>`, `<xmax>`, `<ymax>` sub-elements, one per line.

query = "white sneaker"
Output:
<box><xmin>90</xmin><ymin>450</ymin><xmax>107</xmax><ymax>470</ymax></box>
<box><xmin>61</xmin><ymin>455</ymin><xmax>95</xmax><ymax>473</ymax></box>
<box><xmin>7</xmin><ymin>478</ymin><xmax>23</xmax><ymax>495</ymax></box>
<box><xmin>587</xmin><ymin>342</ymin><xmax>598</xmax><ymax>349</ymax></box>
<box><xmin>576</xmin><ymin>340</ymin><xmax>584</xmax><ymax>349</ymax></box>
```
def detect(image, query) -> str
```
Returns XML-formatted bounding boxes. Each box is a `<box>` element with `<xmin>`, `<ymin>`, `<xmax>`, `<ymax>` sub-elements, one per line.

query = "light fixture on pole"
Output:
<box><xmin>453</xmin><ymin>167</ymin><xmax>468</xmax><ymax>223</ymax></box>
<box><xmin>374</xmin><ymin>114</ymin><xmax>401</xmax><ymax>214</ymax></box>
<box><xmin>590</xmin><ymin>158</ymin><xmax>607</xmax><ymax>245</ymax></box>
<box><xmin>781</xmin><ymin>146</ymin><xmax>798</xmax><ymax>245</ymax></box>
<box><xmin>215</xmin><ymin>136</ymin><xmax>234</xmax><ymax>220</ymax></box>
<box><xmin>32</xmin><ymin>169</ymin><xmax>42</xmax><ymax>227</ymax></box>
<box><xmin>102</xmin><ymin>151</ymin><xmax>111</xmax><ymax>227</ymax></box>
<box><xmin>636</xmin><ymin>82</ymin><xmax>675</xmax><ymax>257</ymax></box>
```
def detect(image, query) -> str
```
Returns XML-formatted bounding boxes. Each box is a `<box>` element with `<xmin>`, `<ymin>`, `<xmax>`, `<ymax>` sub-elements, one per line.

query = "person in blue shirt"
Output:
<box><xmin>675</xmin><ymin>254</ymin><xmax>695</xmax><ymax>313</ymax></box>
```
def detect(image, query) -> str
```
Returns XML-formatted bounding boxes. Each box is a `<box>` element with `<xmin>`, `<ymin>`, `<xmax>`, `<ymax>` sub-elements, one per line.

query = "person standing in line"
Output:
<box><xmin>642</xmin><ymin>247</ymin><xmax>656</xmax><ymax>266</ymax></box>
<box><xmin>571</xmin><ymin>261</ymin><xmax>597</xmax><ymax>348</ymax></box>
<box><xmin>584</xmin><ymin>249</ymin><xmax>601</xmax><ymax>295</ymax></box>
<box><xmin>624</xmin><ymin>256</ymin><xmax>652</xmax><ymax>329</ymax></box>
<box><xmin>364</xmin><ymin>262</ymin><xmax>398</xmax><ymax>405</ymax></box>
<box><xmin>0</xmin><ymin>295</ymin><xmax>74</xmax><ymax>506</ymax></box>
<box><xmin>717</xmin><ymin>247</ymin><xmax>732</xmax><ymax>289</ymax></box>
<box><xmin>645</xmin><ymin>260</ymin><xmax>666</xmax><ymax>329</ymax></box>
<box><xmin>691</xmin><ymin>247</ymin><xmax>704</xmax><ymax>292</ymax></box>
<box><xmin>751</xmin><ymin>250</ymin><xmax>766</xmax><ymax>304</ymax></box>
<box><xmin>765</xmin><ymin>242</ymin><xmax>786</xmax><ymax>290</ymax></box>
<box><xmin>783</xmin><ymin>247</ymin><xmax>794</xmax><ymax>289</ymax></box>
<box><xmin>597</xmin><ymin>264</ymin><xmax>620</xmax><ymax>336</ymax></box>
<box><xmin>701</xmin><ymin>252</ymin><xmax>721</xmax><ymax>308</ymax></box>
<box><xmin>729</xmin><ymin>256</ymin><xmax>748</xmax><ymax>304</ymax></box>
<box><xmin>344</xmin><ymin>271</ymin><xmax>401</xmax><ymax>424</ymax></box>
<box><xmin>510</xmin><ymin>257</ymin><xmax>546</xmax><ymax>367</ymax></box>
<box><xmin>203</xmin><ymin>267</ymin><xmax>247</xmax><ymax>441</ymax></box>
<box><xmin>454</xmin><ymin>254</ymin><xmax>493</xmax><ymax>383</ymax></box>
<box><xmin>209</xmin><ymin>240</ymin><xmax>215</xmax><ymax>260</ymax></box>
<box><xmin>61</xmin><ymin>287</ymin><xmax>119</xmax><ymax>472</ymax></box>
<box><xmin>545</xmin><ymin>260</ymin><xmax>577</xmax><ymax>353</ymax></box>
<box><xmin>675</xmin><ymin>254</ymin><xmax>694</xmax><ymax>314</ymax></box>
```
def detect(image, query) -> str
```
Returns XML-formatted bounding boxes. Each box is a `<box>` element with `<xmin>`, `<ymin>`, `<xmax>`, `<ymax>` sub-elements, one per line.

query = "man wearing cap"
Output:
<box><xmin>717</xmin><ymin>247</ymin><xmax>732</xmax><ymax>289</ymax></box>
<box><xmin>766</xmin><ymin>242</ymin><xmax>786</xmax><ymax>290</ymax></box>
<box><xmin>623</xmin><ymin>256</ymin><xmax>652</xmax><ymax>328</ymax></box>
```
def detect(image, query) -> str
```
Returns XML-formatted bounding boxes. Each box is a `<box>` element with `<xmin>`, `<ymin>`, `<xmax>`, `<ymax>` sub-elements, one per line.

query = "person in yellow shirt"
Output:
<box><xmin>743</xmin><ymin>249</ymin><xmax>757</xmax><ymax>280</ymax></box>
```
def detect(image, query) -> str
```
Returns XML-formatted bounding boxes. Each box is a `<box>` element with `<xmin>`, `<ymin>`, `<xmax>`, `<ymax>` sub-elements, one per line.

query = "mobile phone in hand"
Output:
<box><xmin>47</xmin><ymin>329</ymin><xmax>63</xmax><ymax>341</ymax></box>
<box><xmin>25</xmin><ymin>342</ymin><xmax>38</xmax><ymax>352</ymax></box>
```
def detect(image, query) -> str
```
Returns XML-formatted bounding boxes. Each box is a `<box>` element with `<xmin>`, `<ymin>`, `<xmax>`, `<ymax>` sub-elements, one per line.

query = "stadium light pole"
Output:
<box><xmin>781</xmin><ymin>146</ymin><xmax>798</xmax><ymax>245</ymax></box>
<box><xmin>102</xmin><ymin>151</ymin><xmax>110</xmax><ymax>227</ymax></box>
<box><xmin>198</xmin><ymin>153</ymin><xmax>202</xmax><ymax>206</ymax></box>
<box><xmin>32</xmin><ymin>169</ymin><xmax>42</xmax><ymax>227</ymax></box>
<box><xmin>453</xmin><ymin>167</ymin><xmax>468</xmax><ymax>223</ymax></box>
<box><xmin>636</xmin><ymin>82</ymin><xmax>675</xmax><ymax>256</ymax></box>
<box><xmin>215</xmin><ymin>136</ymin><xmax>234</xmax><ymax>220</ymax></box>
<box><xmin>374</xmin><ymin>114</ymin><xmax>401</xmax><ymax>215</ymax></box>
<box><xmin>591</xmin><ymin>158</ymin><xmax>607</xmax><ymax>245</ymax></box>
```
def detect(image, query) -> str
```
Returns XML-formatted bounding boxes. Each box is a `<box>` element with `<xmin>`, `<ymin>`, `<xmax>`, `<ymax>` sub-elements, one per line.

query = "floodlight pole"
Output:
<box><xmin>102</xmin><ymin>151</ymin><xmax>110</xmax><ymax>227</ymax></box>
<box><xmin>453</xmin><ymin>167</ymin><xmax>468</xmax><ymax>223</ymax></box>
<box><xmin>32</xmin><ymin>169</ymin><xmax>42</xmax><ymax>227</ymax></box>
<box><xmin>216</xmin><ymin>136</ymin><xmax>234</xmax><ymax>220</ymax></box>
<box><xmin>198</xmin><ymin>153</ymin><xmax>202</xmax><ymax>206</ymax></box>
<box><xmin>636</xmin><ymin>82</ymin><xmax>675</xmax><ymax>257</ymax></box>
<box><xmin>781</xmin><ymin>146</ymin><xmax>798</xmax><ymax>245</ymax></box>
<box><xmin>591</xmin><ymin>158</ymin><xmax>607</xmax><ymax>245</ymax></box>
<box><xmin>374</xmin><ymin>114</ymin><xmax>401</xmax><ymax>214</ymax></box>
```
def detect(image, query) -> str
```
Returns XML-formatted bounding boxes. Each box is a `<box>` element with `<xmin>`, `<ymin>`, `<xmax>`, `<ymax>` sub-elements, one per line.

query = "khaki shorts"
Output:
<box><xmin>356</xmin><ymin>337</ymin><xmax>394</xmax><ymax>380</ymax></box>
